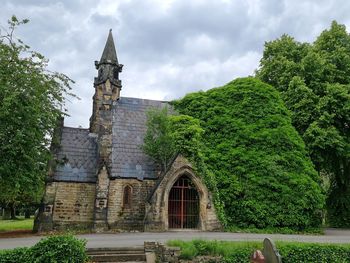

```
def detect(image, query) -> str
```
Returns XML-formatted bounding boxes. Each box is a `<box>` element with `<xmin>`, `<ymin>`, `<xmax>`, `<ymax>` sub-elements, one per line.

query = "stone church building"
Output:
<box><xmin>34</xmin><ymin>31</ymin><xmax>220</xmax><ymax>232</ymax></box>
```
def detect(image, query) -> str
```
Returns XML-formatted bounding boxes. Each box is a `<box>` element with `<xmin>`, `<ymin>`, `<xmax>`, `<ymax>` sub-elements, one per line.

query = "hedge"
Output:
<box><xmin>0</xmin><ymin>235</ymin><xmax>88</xmax><ymax>263</ymax></box>
<box><xmin>169</xmin><ymin>239</ymin><xmax>350</xmax><ymax>263</ymax></box>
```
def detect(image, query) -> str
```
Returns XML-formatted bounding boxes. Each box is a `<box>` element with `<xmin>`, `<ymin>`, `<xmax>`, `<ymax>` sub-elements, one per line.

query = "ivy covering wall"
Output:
<box><xmin>171</xmin><ymin>77</ymin><xmax>324</xmax><ymax>230</ymax></box>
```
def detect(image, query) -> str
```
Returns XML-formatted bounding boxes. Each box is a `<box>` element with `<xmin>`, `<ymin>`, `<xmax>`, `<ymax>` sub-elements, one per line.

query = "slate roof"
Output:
<box><xmin>53</xmin><ymin>127</ymin><xmax>98</xmax><ymax>182</ymax></box>
<box><xmin>111</xmin><ymin>97</ymin><xmax>168</xmax><ymax>180</ymax></box>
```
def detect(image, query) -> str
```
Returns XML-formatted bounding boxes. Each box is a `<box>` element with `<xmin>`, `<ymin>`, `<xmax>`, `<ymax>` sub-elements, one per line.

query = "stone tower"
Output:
<box><xmin>91</xmin><ymin>30</ymin><xmax>123</xmax><ymax>230</ymax></box>
<box><xmin>90</xmin><ymin>29</ymin><xmax>123</xmax><ymax>133</ymax></box>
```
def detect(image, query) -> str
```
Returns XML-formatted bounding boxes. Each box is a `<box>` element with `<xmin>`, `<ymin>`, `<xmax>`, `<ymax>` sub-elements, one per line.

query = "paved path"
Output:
<box><xmin>0</xmin><ymin>229</ymin><xmax>349</xmax><ymax>250</ymax></box>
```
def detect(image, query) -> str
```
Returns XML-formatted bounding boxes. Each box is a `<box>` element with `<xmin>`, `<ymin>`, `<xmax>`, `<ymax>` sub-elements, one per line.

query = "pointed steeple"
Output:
<box><xmin>90</xmin><ymin>30</ymin><xmax>123</xmax><ymax>133</ymax></box>
<box><xmin>99</xmin><ymin>29</ymin><xmax>118</xmax><ymax>64</ymax></box>
<box><xmin>94</xmin><ymin>29</ymin><xmax>123</xmax><ymax>86</ymax></box>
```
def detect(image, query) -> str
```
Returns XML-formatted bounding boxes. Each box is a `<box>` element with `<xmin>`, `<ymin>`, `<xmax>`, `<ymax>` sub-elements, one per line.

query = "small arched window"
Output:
<box><xmin>123</xmin><ymin>185</ymin><xmax>132</xmax><ymax>209</ymax></box>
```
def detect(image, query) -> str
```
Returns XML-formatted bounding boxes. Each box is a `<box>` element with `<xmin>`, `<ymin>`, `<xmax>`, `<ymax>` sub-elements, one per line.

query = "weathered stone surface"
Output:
<box><xmin>262</xmin><ymin>238</ymin><xmax>282</xmax><ymax>263</ymax></box>
<box><xmin>52</xmin><ymin>182</ymin><xmax>95</xmax><ymax>229</ymax></box>
<box><xmin>108</xmin><ymin>178</ymin><xmax>156</xmax><ymax>231</ymax></box>
<box><xmin>144</xmin><ymin>242</ymin><xmax>180</xmax><ymax>263</ymax></box>
<box><xmin>145</xmin><ymin>155</ymin><xmax>221</xmax><ymax>231</ymax></box>
<box><xmin>94</xmin><ymin>166</ymin><xmax>110</xmax><ymax>231</ymax></box>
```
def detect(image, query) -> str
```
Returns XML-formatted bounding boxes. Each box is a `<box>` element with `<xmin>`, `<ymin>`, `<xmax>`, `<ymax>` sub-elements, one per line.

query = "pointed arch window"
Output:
<box><xmin>123</xmin><ymin>185</ymin><xmax>132</xmax><ymax>209</ymax></box>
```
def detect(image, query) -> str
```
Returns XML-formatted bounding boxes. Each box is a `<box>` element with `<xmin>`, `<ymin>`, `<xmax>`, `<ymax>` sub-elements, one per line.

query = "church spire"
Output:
<box><xmin>90</xmin><ymin>30</ymin><xmax>123</xmax><ymax>133</ymax></box>
<box><xmin>94</xmin><ymin>29</ymin><xmax>123</xmax><ymax>86</ymax></box>
<box><xmin>99</xmin><ymin>29</ymin><xmax>118</xmax><ymax>64</ymax></box>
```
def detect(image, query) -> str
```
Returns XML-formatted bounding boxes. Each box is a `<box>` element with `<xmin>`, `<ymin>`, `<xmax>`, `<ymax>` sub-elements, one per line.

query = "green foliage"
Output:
<box><xmin>0</xmin><ymin>16</ymin><xmax>74</xmax><ymax>209</ymax></box>
<box><xmin>279</xmin><ymin>242</ymin><xmax>350</xmax><ymax>263</ymax></box>
<box><xmin>143</xmin><ymin>107</ymin><xmax>227</xmax><ymax>224</ymax></box>
<box><xmin>30</xmin><ymin>235</ymin><xmax>88</xmax><ymax>263</ymax></box>
<box><xmin>256</xmin><ymin>21</ymin><xmax>350</xmax><ymax>226</ymax></box>
<box><xmin>142</xmin><ymin>108</ymin><xmax>204</xmax><ymax>169</ymax></box>
<box><xmin>173</xmin><ymin>77</ymin><xmax>324</xmax><ymax>230</ymax></box>
<box><xmin>168</xmin><ymin>239</ymin><xmax>259</xmax><ymax>261</ymax></box>
<box><xmin>142</xmin><ymin>107</ymin><xmax>175</xmax><ymax>171</ymax></box>
<box><xmin>169</xmin><ymin>240</ymin><xmax>350</xmax><ymax>263</ymax></box>
<box><xmin>0</xmin><ymin>247</ymin><xmax>31</xmax><ymax>263</ymax></box>
<box><xmin>168</xmin><ymin>115</ymin><xmax>204</xmax><ymax>159</ymax></box>
<box><xmin>0</xmin><ymin>235</ymin><xmax>88</xmax><ymax>263</ymax></box>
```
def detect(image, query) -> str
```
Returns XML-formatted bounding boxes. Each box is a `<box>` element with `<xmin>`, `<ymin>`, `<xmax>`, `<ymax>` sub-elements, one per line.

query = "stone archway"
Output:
<box><xmin>144</xmin><ymin>155</ymin><xmax>221</xmax><ymax>232</ymax></box>
<box><xmin>168</xmin><ymin>175</ymin><xmax>200</xmax><ymax>229</ymax></box>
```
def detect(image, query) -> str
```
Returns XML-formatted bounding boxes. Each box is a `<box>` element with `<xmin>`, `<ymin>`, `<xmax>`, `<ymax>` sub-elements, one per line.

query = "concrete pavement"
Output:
<box><xmin>0</xmin><ymin>229</ymin><xmax>350</xmax><ymax>250</ymax></box>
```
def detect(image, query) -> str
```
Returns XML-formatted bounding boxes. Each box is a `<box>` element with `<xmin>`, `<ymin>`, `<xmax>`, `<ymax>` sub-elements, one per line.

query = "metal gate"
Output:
<box><xmin>168</xmin><ymin>175</ymin><xmax>199</xmax><ymax>229</ymax></box>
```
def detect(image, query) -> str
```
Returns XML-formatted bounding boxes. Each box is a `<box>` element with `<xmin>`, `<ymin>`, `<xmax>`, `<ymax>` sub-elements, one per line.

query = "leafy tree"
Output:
<box><xmin>142</xmin><ymin>107</ymin><xmax>176</xmax><ymax>171</ymax></box>
<box><xmin>256</xmin><ymin>21</ymin><xmax>350</xmax><ymax>227</ymax></box>
<box><xmin>173</xmin><ymin>77</ymin><xmax>324</xmax><ymax>230</ymax></box>
<box><xmin>0</xmin><ymin>16</ymin><xmax>73</xmax><ymax>218</ymax></box>
<box><xmin>142</xmin><ymin>107</ymin><xmax>204</xmax><ymax>170</ymax></box>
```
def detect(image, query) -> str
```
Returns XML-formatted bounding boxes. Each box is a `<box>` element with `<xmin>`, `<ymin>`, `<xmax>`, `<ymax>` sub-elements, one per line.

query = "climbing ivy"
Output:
<box><xmin>143</xmin><ymin>108</ymin><xmax>227</xmax><ymax>225</ymax></box>
<box><xmin>172</xmin><ymin>77</ymin><xmax>324</xmax><ymax>230</ymax></box>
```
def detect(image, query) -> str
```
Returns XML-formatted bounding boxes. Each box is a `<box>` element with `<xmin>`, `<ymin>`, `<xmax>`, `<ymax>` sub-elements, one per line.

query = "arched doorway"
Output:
<box><xmin>168</xmin><ymin>175</ymin><xmax>199</xmax><ymax>229</ymax></box>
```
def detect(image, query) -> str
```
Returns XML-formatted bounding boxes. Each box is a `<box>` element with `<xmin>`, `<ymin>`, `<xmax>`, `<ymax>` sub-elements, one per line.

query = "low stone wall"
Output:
<box><xmin>145</xmin><ymin>241</ymin><xmax>180</xmax><ymax>263</ymax></box>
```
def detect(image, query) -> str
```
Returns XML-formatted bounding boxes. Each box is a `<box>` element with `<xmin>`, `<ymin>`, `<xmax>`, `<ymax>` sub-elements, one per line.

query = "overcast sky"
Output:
<box><xmin>1</xmin><ymin>0</ymin><xmax>350</xmax><ymax>127</ymax></box>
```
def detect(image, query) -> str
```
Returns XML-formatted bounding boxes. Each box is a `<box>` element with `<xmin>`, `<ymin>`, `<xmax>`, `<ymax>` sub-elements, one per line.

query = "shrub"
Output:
<box><xmin>31</xmin><ymin>235</ymin><xmax>88</xmax><ymax>263</ymax></box>
<box><xmin>0</xmin><ymin>247</ymin><xmax>32</xmax><ymax>263</ymax></box>
<box><xmin>278</xmin><ymin>243</ymin><xmax>350</xmax><ymax>263</ymax></box>
<box><xmin>0</xmin><ymin>235</ymin><xmax>88</xmax><ymax>263</ymax></box>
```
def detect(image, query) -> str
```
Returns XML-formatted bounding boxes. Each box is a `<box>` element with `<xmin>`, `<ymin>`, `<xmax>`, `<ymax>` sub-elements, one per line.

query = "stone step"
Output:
<box><xmin>87</xmin><ymin>247</ymin><xmax>146</xmax><ymax>262</ymax></box>
<box><xmin>87</xmin><ymin>249</ymin><xmax>144</xmax><ymax>255</ymax></box>
<box><xmin>88</xmin><ymin>253</ymin><xmax>146</xmax><ymax>262</ymax></box>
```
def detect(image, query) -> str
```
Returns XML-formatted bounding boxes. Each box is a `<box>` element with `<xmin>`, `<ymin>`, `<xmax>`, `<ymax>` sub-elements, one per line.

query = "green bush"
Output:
<box><xmin>0</xmin><ymin>235</ymin><xmax>88</xmax><ymax>263</ymax></box>
<box><xmin>31</xmin><ymin>235</ymin><xmax>88</xmax><ymax>263</ymax></box>
<box><xmin>173</xmin><ymin>77</ymin><xmax>324</xmax><ymax>230</ymax></box>
<box><xmin>0</xmin><ymin>247</ymin><xmax>32</xmax><ymax>263</ymax></box>
<box><xmin>169</xmin><ymin>240</ymin><xmax>350</xmax><ymax>263</ymax></box>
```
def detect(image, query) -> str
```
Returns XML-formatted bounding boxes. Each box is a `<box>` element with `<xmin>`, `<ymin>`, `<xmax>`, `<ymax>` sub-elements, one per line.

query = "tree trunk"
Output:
<box><xmin>24</xmin><ymin>209</ymin><xmax>31</xmax><ymax>219</ymax></box>
<box><xmin>2</xmin><ymin>208</ymin><xmax>11</xmax><ymax>220</ymax></box>
<box><xmin>10</xmin><ymin>204</ymin><xmax>16</xmax><ymax>220</ymax></box>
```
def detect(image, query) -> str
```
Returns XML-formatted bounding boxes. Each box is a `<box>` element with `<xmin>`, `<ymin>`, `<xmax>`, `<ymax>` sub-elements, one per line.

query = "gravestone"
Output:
<box><xmin>262</xmin><ymin>238</ymin><xmax>282</xmax><ymax>263</ymax></box>
<box><xmin>251</xmin><ymin>238</ymin><xmax>282</xmax><ymax>263</ymax></box>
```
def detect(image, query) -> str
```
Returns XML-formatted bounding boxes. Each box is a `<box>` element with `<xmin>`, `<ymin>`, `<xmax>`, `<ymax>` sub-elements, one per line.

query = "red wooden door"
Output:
<box><xmin>168</xmin><ymin>175</ymin><xmax>199</xmax><ymax>229</ymax></box>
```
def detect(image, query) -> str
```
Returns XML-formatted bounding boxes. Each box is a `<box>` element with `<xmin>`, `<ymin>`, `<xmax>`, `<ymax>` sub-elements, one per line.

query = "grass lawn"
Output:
<box><xmin>0</xmin><ymin>217</ymin><xmax>34</xmax><ymax>232</ymax></box>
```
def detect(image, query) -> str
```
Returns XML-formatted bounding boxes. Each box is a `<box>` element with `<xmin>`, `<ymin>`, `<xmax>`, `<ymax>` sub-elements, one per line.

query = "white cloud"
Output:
<box><xmin>1</xmin><ymin>0</ymin><xmax>350</xmax><ymax>128</ymax></box>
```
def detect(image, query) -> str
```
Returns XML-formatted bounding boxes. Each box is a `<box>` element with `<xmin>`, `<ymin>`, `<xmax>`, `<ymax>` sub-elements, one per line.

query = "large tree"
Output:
<box><xmin>0</xmin><ymin>16</ymin><xmax>74</xmax><ymax>218</ymax></box>
<box><xmin>256</xmin><ymin>21</ymin><xmax>350</xmax><ymax>227</ymax></box>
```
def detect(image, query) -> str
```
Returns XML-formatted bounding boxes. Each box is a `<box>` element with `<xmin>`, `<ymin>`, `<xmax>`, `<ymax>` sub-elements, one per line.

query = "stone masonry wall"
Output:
<box><xmin>52</xmin><ymin>182</ymin><xmax>96</xmax><ymax>229</ymax></box>
<box><xmin>107</xmin><ymin>178</ymin><xmax>156</xmax><ymax>231</ymax></box>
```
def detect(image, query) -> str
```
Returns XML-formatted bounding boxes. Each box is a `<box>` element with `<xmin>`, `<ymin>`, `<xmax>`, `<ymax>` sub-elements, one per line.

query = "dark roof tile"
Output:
<box><xmin>53</xmin><ymin>128</ymin><xmax>98</xmax><ymax>182</ymax></box>
<box><xmin>111</xmin><ymin>97</ymin><xmax>167</xmax><ymax>180</ymax></box>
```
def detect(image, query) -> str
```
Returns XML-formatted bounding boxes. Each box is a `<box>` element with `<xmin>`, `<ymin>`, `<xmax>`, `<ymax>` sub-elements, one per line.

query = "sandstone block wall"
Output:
<box><xmin>107</xmin><ymin>178</ymin><xmax>156</xmax><ymax>231</ymax></box>
<box><xmin>51</xmin><ymin>182</ymin><xmax>96</xmax><ymax>229</ymax></box>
